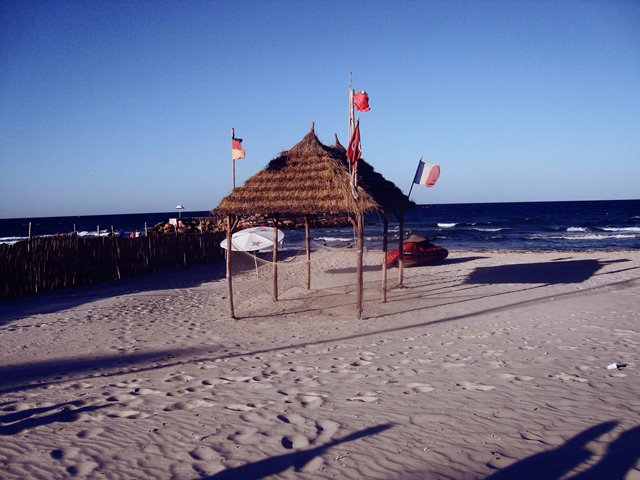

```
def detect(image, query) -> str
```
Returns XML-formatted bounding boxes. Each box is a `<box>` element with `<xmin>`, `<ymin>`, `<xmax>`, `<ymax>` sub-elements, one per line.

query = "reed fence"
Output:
<box><xmin>0</xmin><ymin>232</ymin><xmax>225</xmax><ymax>300</ymax></box>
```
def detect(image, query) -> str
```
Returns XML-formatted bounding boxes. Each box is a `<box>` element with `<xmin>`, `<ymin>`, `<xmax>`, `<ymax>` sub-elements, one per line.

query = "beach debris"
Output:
<box><xmin>606</xmin><ymin>362</ymin><xmax>627</xmax><ymax>370</ymax></box>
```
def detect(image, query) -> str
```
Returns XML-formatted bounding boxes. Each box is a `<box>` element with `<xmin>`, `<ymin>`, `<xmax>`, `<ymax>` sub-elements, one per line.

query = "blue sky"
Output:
<box><xmin>1</xmin><ymin>0</ymin><xmax>638</xmax><ymax>218</ymax></box>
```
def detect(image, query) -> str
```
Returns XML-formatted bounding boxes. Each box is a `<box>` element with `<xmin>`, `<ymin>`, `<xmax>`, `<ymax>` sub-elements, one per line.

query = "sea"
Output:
<box><xmin>1</xmin><ymin>200</ymin><xmax>639</xmax><ymax>251</ymax></box>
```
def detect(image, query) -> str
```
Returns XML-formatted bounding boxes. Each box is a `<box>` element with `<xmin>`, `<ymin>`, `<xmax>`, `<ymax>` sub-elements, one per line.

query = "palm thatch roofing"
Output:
<box><xmin>214</xmin><ymin>125</ymin><xmax>415</xmax><ymax>216</ymax></box>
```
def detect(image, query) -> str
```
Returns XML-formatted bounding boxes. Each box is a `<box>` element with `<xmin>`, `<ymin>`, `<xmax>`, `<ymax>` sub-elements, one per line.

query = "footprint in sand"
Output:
<box><xmin>76</xmin><ymin>427</ymin><xmax>103</xmax><ymax>439</ymax></box>
<box><xmin>164</xmin><ymin>373</ymin><xmax>195</xmax><ymax>383</ymax></box>
<box><xmin>314</xmin><ymin>419</ymin><xmax>340</xmax><ymax>444</ymax></box>
<box><xmin>277</xmin><ymin>413</ymin><xmax>307</xmax><ymax>425</ymax></box>
<box><xmin>227</xmin><ymin>426</ymin><xmax>259</xmax><ymax>444</ymax></box>
<box><xmin>456</xmin><ymin>381</ymin><xmax>495</xmax><ymax>392</ymax></box>
<box><xmin>347</xmin><ymin>391</ymin><xmax>379</xmax><ymax>403</ymax></box>
<box><xmin>281</xmin><ymin>433</ymin><xmax>310</xmax><ymax>449</ymax></box>
<box><xmin>164</xmin><ymin>398</ymin><xmax>215</xmax><ymax>412</ymax></box>
<box><xmin>278</xmin><ymin>389</ymin><xmax>325</xmax><ymax>408</ymax></box>
<box><xmin>189</xmin><ymin>446</ymin><xmax>223</xmax><ymax>462</ymax></box>
<box><xmin>549</xmin><ymin>372</ymin><xmax>588</xmax><ymax>383</ymax></box>
<box><xmin>240</xmin><ymin>410</ymin><xmax>274</xmax><ymax>425</ymax></box>
<box><xmin>520</xmin><ymin>430</ymin><xmax>545</xmax><ymax>442</ymax></box>
<box><xmin>294</xmin><ymin>393</ymin><xmax>325</xmax><ymax>408</ymax></box>
<box><xmin>50</xmin><ymin>447</ymin><xmax>99</xmax><ymax>477</ymax></box>
<box><xmin>65</xmin><ymin>461</ymin><xmax>100</xmax><ymax>477</ymax></box>
<box><xmin>109</xmin><ymin>409</ymin><xmax>150</xmax><ymax>419</ymax></box>
<box><xmin>225</xmin><ymin>403</ymin><xmax>261</xmax><ymax>412</ymax></box>
<box><xmin>498</xmin><ymin>373</ymin><xmax>534</xmax><ymax>383</ymax></box>
<box><xmin>189</xmin><ymin>447</ymin><xmax>226</xmax><ymax>476</ymax></box>
<box><xmin>191</xmin><ymin>462</ymin><xmax>225</xmax><ymax>477</ymax></box>
<box><xmin>404</xmin><ymin>383</ymin><xmax>435</xmax><ymax>394</ymax></box>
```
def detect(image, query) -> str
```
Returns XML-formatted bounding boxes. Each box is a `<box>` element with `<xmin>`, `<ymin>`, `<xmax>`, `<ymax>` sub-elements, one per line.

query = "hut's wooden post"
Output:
<box><xmin>272</xmin><ymin>215</ymin><xmax>279</xmax><ymax>301</ymax></box>
<box><xmin>304</xmin><ymin>214</ymin><xmax>311</xmax><ymax>290</ymax></box>
<box><xmin>226</xmin><ymin>215</ymin><xmax>235</xmax><ymax>318</ymax></box>
<box><xmin>398</xmin><ymin>210</ymin><xmax>405</xmax><ymax>288</ymax></box>
<box><xmin>382</xmin><ymin>213</ymin><xmax>388</xmax><ymax>302</ymax></box>
<box><xmin>355</xmin><ymin>213</ymin><xmax>364</xmax><ymax>319</ymax></box>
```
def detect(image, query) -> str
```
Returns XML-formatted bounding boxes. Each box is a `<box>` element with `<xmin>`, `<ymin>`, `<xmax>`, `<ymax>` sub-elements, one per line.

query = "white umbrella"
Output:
<box><xmin>221</xmin><ymin>227</ymin><xmax>285</xmax><ymax>277</ymax></box>
<box><xmin>220</xmin><ymin>226</ymin><xmax>284</xmax><ymax>252</ymax></box>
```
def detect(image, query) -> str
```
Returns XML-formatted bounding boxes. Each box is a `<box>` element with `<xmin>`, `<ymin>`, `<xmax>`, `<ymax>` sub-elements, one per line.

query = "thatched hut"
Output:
<box><xmin>214</xmin><ymin>124</ymin><xmax>415</xmax><ymax>318</ymax></box>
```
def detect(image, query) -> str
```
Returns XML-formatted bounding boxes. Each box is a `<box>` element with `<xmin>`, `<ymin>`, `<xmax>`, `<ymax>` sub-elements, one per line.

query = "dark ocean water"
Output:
<box><xmin>1</xmin><ymin>200</ymin><xmax>639</xmax><ymax>251</ymax></box>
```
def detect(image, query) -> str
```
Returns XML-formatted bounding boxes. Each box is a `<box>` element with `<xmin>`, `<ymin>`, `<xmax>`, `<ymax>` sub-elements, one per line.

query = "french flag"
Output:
<box><xmin>413</xmin><ymin>160</ymin><xmax>440</xmax><ymax>187</ymax></box>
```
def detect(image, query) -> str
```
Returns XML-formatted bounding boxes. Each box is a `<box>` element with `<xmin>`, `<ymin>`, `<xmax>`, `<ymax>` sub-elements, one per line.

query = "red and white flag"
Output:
<box><xmin>232</xmin><ymin>133</ymin><xmax>245</xmax><ymax>160</ymax></box>
<box><xmin>413</xmin><ymin>160</ymin><xmax>440</xmax><ymax>187</ymax></box>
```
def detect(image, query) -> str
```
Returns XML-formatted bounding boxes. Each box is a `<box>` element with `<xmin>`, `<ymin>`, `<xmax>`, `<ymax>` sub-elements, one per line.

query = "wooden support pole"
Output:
<box><xmin>398</xmin><ymin>210</ymin><xmax>405</xmax><ymax>288</ymax></box>
<box><xmin>226</xmin><ymin>215</ymin><xmax>235</xmax><ymax>318</ymax></box>
<box><xmin>113</xmin><ymin>235</ymin><xmax>121</xmax><ymax>280</ymax></box>
<box><xmin>304</xmin><ymin>214</ymin><xmax>311</xmax><ymax>290</ymax></box>
<box><xmin>355</xmin><ymin>213</ymin><xmax>364</xmax><ymax>319</ymax></box>
<box><xmin>272</xmin><ymin>215</ymin><xmax>279</xmax><ymax>302</ymax></box>
<box><xmin>232</xmin><ymin>128</ymin><xmax>236</xmax><ymax>190</ymax></box>
<box><xmin>382</xmin><ymin>213</ymin><xmax>388</xmax><ymax>303</ymax></box>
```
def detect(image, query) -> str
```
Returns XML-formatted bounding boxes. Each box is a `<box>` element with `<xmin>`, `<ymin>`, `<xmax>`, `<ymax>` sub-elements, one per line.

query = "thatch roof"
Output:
<box><xmin>214</xmin><ymin>125</ymin><xmax>415</xmax><ymax>216</ymax></box>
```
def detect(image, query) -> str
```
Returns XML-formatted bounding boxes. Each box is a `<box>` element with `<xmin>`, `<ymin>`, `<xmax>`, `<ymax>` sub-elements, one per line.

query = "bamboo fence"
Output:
<box><xmin>0</xmin><ymin>232</ymin><xmax>225</xmax><ymax>300</ymax></box>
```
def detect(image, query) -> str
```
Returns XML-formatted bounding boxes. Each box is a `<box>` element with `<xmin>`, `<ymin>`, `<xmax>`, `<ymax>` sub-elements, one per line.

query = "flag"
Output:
<box><xmin>353</xmin><ymin>91</ymin><xmax>370</xmax><ymax>112</ymax></box>
<box><xmin>346</xmin><ymin>120</ymin><xmax>361</xmax><ymax>169</ymax></box>
<box><xmin>413</xmin><ymin>160</ymin><xmax>440</xmax><ymax>187</ymax></box>
<box><xmin>232</xmin><ymin>134</ymin><xmax>245</xmax><ymax>160</ymax></box>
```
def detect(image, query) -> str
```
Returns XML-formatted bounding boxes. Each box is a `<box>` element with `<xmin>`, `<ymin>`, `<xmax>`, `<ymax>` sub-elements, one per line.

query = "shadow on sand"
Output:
<box><xmin>485</xmin><ymin>421</ymin><xmax>640</xmax><ymax>480</ymax></box>
<box><xmin>326</xmin><ymin>255</ymin><xmax>489</xmax><ymax>274</ymax></box>
<box><xmin>466</xmin><ymin>258</ymin><xmax>630</xmax><ymax>285</ymax></box>
<box><xmin>0</xmin><ymin>345</ymin><xmax>221</xmax><ymax>394</ymax></box>
<box><xmin>0</xmin><ymin>401</ymin><xmax>110</xmax><ymax>436</ymax></box>
<box><xmin>201</xmin><ymin>423</ymin><xmax>391</xmax><ymax>480</ymax></box>
<box><xmin>0</xmin><ymin>262</ymin><xmax>228</xmax><ymax>324</ymax></box>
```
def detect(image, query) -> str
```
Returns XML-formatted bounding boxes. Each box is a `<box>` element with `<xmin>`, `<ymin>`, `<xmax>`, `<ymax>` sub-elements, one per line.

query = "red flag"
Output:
<box><xmin>353</xmin><ymin>91</ymin><xmax>370</xmax><ymax>112</ymax></box>
<box><xmin>232</xmin><ymin>134</ymin><xmax>245</xmax><ymax>160</ymax></box>
<box><xmin>346</xmin><ymin>120</ymin><xmax>361</xmax><ymax>169</ymax></box>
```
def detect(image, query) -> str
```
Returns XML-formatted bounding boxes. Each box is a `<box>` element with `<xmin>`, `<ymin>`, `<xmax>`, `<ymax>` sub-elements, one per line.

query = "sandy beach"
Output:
<box><xmin>1</xmin><ymin>248</ymin><xmax>639</xmax><ymax>479</ymax></box>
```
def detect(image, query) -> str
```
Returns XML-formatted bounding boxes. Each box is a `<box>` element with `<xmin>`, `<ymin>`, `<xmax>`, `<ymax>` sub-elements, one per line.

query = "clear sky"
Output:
<box><xmin>1</xmin><ymin>0</ymin><xmax>638</xmax><ymax>218</ymax></box>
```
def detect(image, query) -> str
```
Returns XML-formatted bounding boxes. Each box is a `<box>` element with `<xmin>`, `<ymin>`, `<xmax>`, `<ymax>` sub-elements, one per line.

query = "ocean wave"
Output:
<box><xmin>437</xmin><ymin>223</ymin><xmax>457</xmax><ymax>228</ymax></box>
<box><xmin>567</xmin><ymin>227</ymin><xmax>589</xmax><ymax>232</ymax></box>
<box><xmin>77</xmin><ymin>230</ymin><xmax>110</xmax><ymax>237</ymax></box>
<box><xmin>599</xmin><ymin>227</ymin><xmax>640</xmax><ymax>233</ymax></box>
<box><xmin>527</xmin><ymin>233</ymin><xmax>637</xmax><ymax>241</ymax></box>
<box><xmin>314</xmin><ymin>236</ymin><xmax>353</xmax><ymax>243</ymax></box>
<box><xmin>0</xmin><ymin>236</ymin><xmax>26</xmax><ymax>245</ymax></box>
<box><xmin>475</xmin><ymin>227</ymin><xmax>503</xmax><ymax>232</ymax></box>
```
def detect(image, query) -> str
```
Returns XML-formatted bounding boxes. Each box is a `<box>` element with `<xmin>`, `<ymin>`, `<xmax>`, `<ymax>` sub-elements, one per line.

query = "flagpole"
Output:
<box><xmin>231</xmin><ymin>128</ymin><xmax>236</xmax><ymax>191</ymax></box>
<box><xmin>407</xmin><ymin>155</ymin><xmax>423</xmax><ymax>199</ymax></box>
<box><xmin>348</xmin><ymin>72</ymin><xmax>354</xmax><ymax>175</ymax></box>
